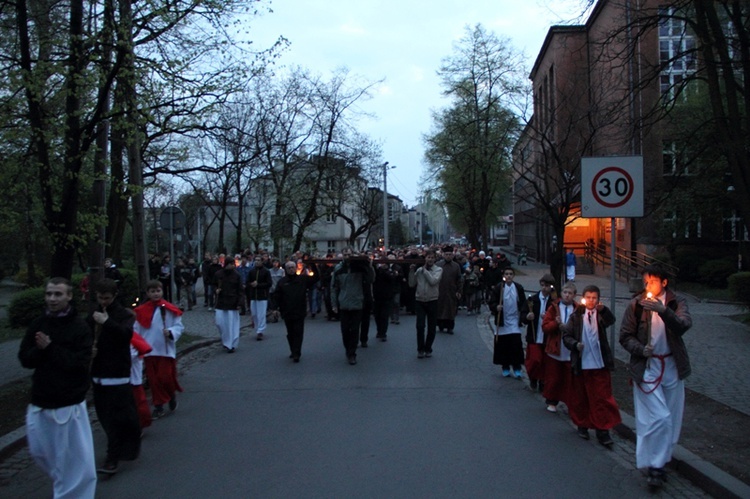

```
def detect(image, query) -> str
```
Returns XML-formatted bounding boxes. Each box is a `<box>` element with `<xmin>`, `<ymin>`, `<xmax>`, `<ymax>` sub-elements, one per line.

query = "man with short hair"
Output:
<box><xmin>619</xmin><ymin>265</ymin><xmax>692</xmax><ymax>488</ymax></box>
<box><xmin>436</xmin><ymin>246</ymin><xmax>463</xmax><ymax>335</ymax></box>
<box><xmin>19</xmin><ymin>277</ymin><xmax>97</xmax><ymax>498</ymax></box>
<box><xmin>331</xmin><ymin>248</ymin><xmax>375</xmax><ymax>365</ymax></box>
<box><xmin>408</xmin><ymin>250</ymin><xmax>443</xmax><ymax>358</ymax></box>
<box><xmin>87</xmin><ymin>278</ymin><xmax>140</xmax><ymax>475</ymax></box>
<box><xmin>247</xmin><ymin>255</ymin><xmax>272</xmax><ymax>340</ymax></box>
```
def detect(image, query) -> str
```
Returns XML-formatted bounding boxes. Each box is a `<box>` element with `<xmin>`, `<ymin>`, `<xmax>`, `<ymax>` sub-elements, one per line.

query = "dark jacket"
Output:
<box><xmin>215</xmin><ymin>268</ymin><xmax>243</xmax><ymax>310</ymax></box>
<box><xmin>247</xmin><ymin>265</ymin><xmax>273</xmax><ymax>301</ymax></box>
<box><xmin>561</xmin><ymin>305</ymin><xmax>616</xmax><ymax>375</ymax></box>
<box><xmin>19</xmin><ymin>309</ymin><xmax>93</xmax><ymax>408</ymax></box>
<box><xmin>373</xmin><ymin>264</ymin><xmax>397</xmax><ymax>302</ymax></box>
<box><xmin>488</xmin><ymin>281</ymin><xmax>529</xmax><ymax>328</ymax></box>
<box><xmin>274</xmin><ymin>273</ymin><xmax>316</xmax><ymax>321</ymax></box>
<box><xmin>525</xmin><ymin>292</ymin><xmax>555</xmax><ymax>345</ymax></box>
<box><xmin>332</xmin><ymin>259</ymin><xmax>375</xmax><ymax>311</ymax></box>
<box><xmin>87</xmin><ymin>301</ymin><xmax>135</xmax><ymax>379</ymax></box>
<box><xmin>619</xmin><ymin>289</ymin><xmax>692</xmax><ymax>382</ymax></box>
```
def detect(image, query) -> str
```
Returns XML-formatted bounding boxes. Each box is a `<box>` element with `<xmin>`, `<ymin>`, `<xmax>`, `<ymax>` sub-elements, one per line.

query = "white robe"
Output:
<box><xmin>26</xmin><ymin>401</ymin><xmax>97</xmax><ymax>498</ymax></box>
<box><xmin>134</xmin><ymin>308</ymin><xmax>184</xmax><ymax>359</ymax></box>
<box><xmin>216</xmin><ymin>309</ymin><xmax>240</xmax><ymax>349</ymax></box>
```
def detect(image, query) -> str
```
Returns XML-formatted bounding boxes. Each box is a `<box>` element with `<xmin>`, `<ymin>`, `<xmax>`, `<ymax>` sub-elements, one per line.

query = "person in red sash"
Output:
<box><xmin>134</xmin><ymin>280</ymin><xmax>184</xmax><ymax>420</ymax></box>
<box><xmin>541</xmin><ymin>281</ymin><xmax>577</xmax><ymax>413</ymax></box>
<box><xmin>524</xmin><ymin>273</ymin><xmax>555</xmax><ymax>392</ymax></box>
<box><xmin>130</xmin><ymin>332</ymin><xmax>153</xmax><ymax>430</ymax></box>
<box><xmin>619</xmin><ymin>264</ymin><xmax>692</xmax><ymax>488</ymax></box>
<box><xmin>561</xmin><ymin>285</ymin><xmax>620</xmax><ymax>447</ymax></box>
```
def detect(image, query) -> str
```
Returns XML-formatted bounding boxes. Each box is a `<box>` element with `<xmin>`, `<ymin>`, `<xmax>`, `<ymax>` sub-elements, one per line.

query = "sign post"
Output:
<box><xmin>581</xmin><ymin>156</ymin><xmax>644</xmax><ymax>347</ymax></box>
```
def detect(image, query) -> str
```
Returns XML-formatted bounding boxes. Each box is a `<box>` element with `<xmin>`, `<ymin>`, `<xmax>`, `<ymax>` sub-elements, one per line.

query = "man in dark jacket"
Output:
<box><xmin>215</xmin><ymin>260</ymin><xmax>243</xmax><ymax>351</ymax></box>
<box><xmin>373</xmin><ymin>260</ymin><xmax>397</xmax><ymax>341</ymax></box>
<box><xmin>619</xmin><ymin>264</ymin><xmax>692</xmax><ymax>488</ymax></box>
<box><xmin>274</xmin><ymin>260</ymin><xmax>317</xmax><ymax>362</ymax></box>
<box><xmin>561</xmin><ymin>284</ymin><xmax>620</xmax><ymax>448</ymax></box>
<box><xmin>247</xmin><ymin>255</ymin><xmax>273</xmax><ymax>341</ymax></box>
<box><xmin>18</xmin><ymin>277</ymin><xmax>97</xmax><ymax>498</ymax></box>
<box><xmin>87</xmin><ymin>278</ymin><xmax>140</xmax><ymax>475</ymax></box>
<box><xmin>331</xmin><ymin>248</ymin><xmax>375</xmax><ymax>365</ymax></box>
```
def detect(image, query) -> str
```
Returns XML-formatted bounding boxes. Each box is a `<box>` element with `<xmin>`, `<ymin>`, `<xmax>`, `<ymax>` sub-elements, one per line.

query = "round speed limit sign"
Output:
<box><xmin>581</xmin><ymin>157</ymin><xmax>643</xmax><ymax>218</ymax></box>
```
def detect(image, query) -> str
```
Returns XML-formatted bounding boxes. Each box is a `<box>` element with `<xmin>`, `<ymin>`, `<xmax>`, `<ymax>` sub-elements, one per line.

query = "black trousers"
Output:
<box><xmin>373</xmin><ymin>298</ymin><xmax>392</xmax><ymax>337</ymax></box>
<box><xmin>339</xmin><ymin>309</ymin><xmax>362</xmax><ymax>357</ymax></box>
<box><xmin>415</xmin><ymin>300</ymin><xmax>438</xmax><ymax>353</ymax></box>
<box><xmin>284</xmin><ymin>318</ymin><xmax>305</xmax><ymax>358</ymax></box>
<box><xmin>359</xmin><ymin>301</ymin><xmax>372</xmax><ymax>344</ymax></box>
<box><xmin>93</xmin><ymin>383</ymin><xmax>141</xmax><ymax>462</ymax></box>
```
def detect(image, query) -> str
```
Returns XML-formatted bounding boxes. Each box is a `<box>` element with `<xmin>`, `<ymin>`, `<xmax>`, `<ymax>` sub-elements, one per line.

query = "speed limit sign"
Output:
<box><xmin>581</xmin><ymin>156</ymin><xmax>643</xmax><ymax>218</ymax></box>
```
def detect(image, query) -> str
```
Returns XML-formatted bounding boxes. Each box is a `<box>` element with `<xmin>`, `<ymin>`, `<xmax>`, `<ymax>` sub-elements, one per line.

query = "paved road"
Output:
<box><xmin>1</xmin><ymin>266</ymin><xmax>749</xmax><ymax>497</ymax></box>
<box><xmin>0</xmin><ymin>308</ymin><xmax>710</xmax><ymax>497</ymax></box>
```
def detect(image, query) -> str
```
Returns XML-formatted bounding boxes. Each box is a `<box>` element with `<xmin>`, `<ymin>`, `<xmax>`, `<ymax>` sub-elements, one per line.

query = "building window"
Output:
<box><xmin>662</xmin><ymin>141</ymin><xmax>688</xmax><ymax>175</ymax></box>
<box><xmin>327</xmin><ymin>240</ymin><xmax>336</xmax><ymax>252</ymax></box>
<box><xmin>325</xmin><ymin>210</ymin><xmax>336</xmax><ymax>223</ymax></box>
<box><xmin>658</xmin><ymin>6</ymin><xmax>696</xmax><ymax>100</ymax></box>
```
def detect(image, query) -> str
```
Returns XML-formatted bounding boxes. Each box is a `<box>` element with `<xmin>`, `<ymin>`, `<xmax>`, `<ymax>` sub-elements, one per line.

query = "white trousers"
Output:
<box><xmin>566</xmin><ymin>265</ymin><xmax>576</xmax><ymax>281</ymax></box>
<box><xmin>215</xmin><ymin>309</ymin><xmax>240</xmax><ymax>349</ymax></box>
<box><xmin>633</xmin><ymin>355</ymin><xmax>685</xmax><ymax>469</ymax></box>
<box><xmin>251</xmin><ymin>300</ymin><xmax>268</xmax><ymax>333</ymax></box>
<box><xmin>26</xmin><ymin>401</ymin><xmax>97</xmax><ymax>499</ymax></box>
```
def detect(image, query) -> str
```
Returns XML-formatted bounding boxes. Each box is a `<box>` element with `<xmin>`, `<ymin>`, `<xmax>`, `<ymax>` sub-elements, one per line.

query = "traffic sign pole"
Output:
<box><xmin>581</xmin><ymin>157</ymin><xmax>644</xmax><ymax>347</ymax></box>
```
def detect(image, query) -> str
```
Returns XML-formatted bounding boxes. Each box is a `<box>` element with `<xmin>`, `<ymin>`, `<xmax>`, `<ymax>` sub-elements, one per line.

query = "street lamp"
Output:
<box><xmin>383</xmin><ymin>162</ymin><xmax>396</xmax><ymax>250</ymax></box>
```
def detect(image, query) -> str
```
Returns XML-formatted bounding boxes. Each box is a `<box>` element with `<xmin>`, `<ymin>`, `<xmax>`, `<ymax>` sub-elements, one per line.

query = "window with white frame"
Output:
<box><xmin>662</xmin><ymin>141</ymin><xmax>688</xmax><ymax>175</ymax></box>
<box><xmin>658</xmin><ymin>6</ymin><xmax>696</xmax><ymax>99</ymax></box>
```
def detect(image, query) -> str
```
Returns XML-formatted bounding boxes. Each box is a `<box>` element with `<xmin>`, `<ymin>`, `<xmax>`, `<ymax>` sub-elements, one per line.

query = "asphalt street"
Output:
<box><xmin>2</xmin><ymin>298</ymin><xmax>712</xmax><ymax>498</ymax></box>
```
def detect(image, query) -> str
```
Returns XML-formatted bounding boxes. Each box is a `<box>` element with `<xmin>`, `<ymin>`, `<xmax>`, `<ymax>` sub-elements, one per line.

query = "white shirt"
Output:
<box><xmin>581</xmin><ymin>310</ymin><xmax>605</xmax><ymax>369</ymax></box>
<box><xmin>549</xmin><ymin>302</ymin><xmax>573</xmax><ymax>362</ymax></box>
<box><xmin>497</xmin><ymin>284</ymin><xmax>521</xmax><ymax>336</ymax></box>
<box><xmin>535</xmin><ymin>292</ymin><xmax>549</xmax><ymax>344</ymax></box>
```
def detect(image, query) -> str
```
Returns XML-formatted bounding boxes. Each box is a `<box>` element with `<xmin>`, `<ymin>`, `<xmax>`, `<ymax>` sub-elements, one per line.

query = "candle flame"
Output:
<box><xmin>580</xmin><ymin>298</ymin><xmax>586</xmax><ymax>305</ymax></box>
<box><xmin>647</xmin><ymin>292</ymin><xmax>653</xmax><ymax>299</ymax></box>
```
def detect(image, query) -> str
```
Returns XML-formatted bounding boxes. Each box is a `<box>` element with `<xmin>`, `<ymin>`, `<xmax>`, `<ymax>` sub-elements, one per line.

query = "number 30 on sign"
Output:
<box><xmin>581</xmin><ymin>156</ymin><xmax>644</xmax><ymax>218</ymax></box>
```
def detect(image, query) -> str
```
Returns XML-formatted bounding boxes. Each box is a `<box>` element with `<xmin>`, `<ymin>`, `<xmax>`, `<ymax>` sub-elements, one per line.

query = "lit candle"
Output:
<box><xmin>580</xmin><ymin>297</ymin><xmax>586</xmax><ymax>306</ymax></box>
<box><xmin>646</xmin><ymin>292</ymin><xmax>653</xmax><ymax>299</ymax></box>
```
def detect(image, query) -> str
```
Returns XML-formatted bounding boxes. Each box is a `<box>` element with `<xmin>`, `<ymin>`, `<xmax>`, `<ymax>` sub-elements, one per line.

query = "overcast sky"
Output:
<box><xmin>246</xmin><ymin>0</ymin><xmax>588</xmax><ymax>206</ymax></box>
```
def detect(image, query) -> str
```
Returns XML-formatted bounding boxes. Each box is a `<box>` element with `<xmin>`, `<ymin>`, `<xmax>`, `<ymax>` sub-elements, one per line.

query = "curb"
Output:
<box><xmin>0</xmin><ymin>338</ymin><xmax>220</xmax><ymax>462</ymax></box>
<box><xmin>615</xmin><ymin>412</ymin><xmax>750</xmax><ymax>499</ymax></box>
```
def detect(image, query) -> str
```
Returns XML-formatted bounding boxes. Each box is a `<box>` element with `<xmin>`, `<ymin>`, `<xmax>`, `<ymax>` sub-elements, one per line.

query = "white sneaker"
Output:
<box><xmin>546</xmin><ymin>404</ymin><xmax>557</xmax><ymax>413</ymax></box>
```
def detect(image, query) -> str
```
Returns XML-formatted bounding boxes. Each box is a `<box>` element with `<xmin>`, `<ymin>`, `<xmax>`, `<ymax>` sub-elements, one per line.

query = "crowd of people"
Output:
<box><xmin>18</xmin><ymin>244</ymin><xmax>692</xmax><ymax>495</ymax></box>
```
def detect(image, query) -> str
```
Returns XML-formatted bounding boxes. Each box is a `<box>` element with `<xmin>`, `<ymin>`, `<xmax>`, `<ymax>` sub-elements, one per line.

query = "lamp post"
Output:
<box><xmin>383</xmin><ymin>162</ymin><xmax>395</xmax><ymax>250</ymax></box>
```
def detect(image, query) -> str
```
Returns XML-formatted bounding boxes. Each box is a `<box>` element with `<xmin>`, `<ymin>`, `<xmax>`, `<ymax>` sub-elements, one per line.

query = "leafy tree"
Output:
<box><xmin>424</xmin><ymin>24</ymin><xmax>525</xmax><ymax>250</ymax></box>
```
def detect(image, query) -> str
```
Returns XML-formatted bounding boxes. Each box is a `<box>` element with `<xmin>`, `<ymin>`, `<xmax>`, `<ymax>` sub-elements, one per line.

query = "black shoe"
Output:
<box><xmin>360</xmin><ymin>342</ymin><xmax>368</xmax><ymax>348</ymax></box>
<box><xmin>424</xmin><ymin>351</ymin><xmax>432</xmax><ymax>358</ymax></box>
<box><xmin>169</xmin><ymin>397</ymin><xmax>178</xmax><ymax>412</ymax></box>
<box><xmin>293</xmin><ymin>355</ymin><xmax>300</xmax><ymax>363</ymax></box>
<box><xmin>596</xmin><ymin>430</ymin><xmax>613</xmax><ymax>448</ymax></box>
<box><xmin>647</xmin><ymin>468</ymin><xmax>664</xmax><ymax>488</ymax></box>
<box><xmin>447</xmin><ymin>329</ymin><xmax>454</xmax><ymax>335</ymax></box>
<box><xmin>97</xmin><ymin>460</ymin><xmax>119</xmax><ymax>475</ymax></box>
<box><xmin>152</xmin><ymin>406</ymin><xmax>165</xmax><ymax>420</ymax></box>
<box><xmin>577</xmin><ymin>427</ymin><xmax>589</xmax><ymax>440</ymax></box>
<box><xmin>418</xmin><ymin>351</ymin><xmax>425</xmax><ymax>359</ymax></box>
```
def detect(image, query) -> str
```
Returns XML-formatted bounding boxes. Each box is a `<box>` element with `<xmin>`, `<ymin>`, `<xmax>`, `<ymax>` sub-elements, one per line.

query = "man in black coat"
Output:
<box><xmin>18</xmin><ymin>277</ymin><xmax>97</xmax><ymax>497</ymax></box>
<box><xmin>87</xmin><ymin>278</ymin><xmax>140</xmax><ymax>474</ymax></box>
<box><xmin>274</xmin><ymin>260</ymin><xmax>317</xmax><ymax>362</ymax></box>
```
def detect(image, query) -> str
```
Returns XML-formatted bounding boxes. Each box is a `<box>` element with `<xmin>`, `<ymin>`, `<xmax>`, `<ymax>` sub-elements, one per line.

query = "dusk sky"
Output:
<box><xmin>247</xmin><ymin>0</ymin><xmax>589</xmax><ymax>206</ymax></box>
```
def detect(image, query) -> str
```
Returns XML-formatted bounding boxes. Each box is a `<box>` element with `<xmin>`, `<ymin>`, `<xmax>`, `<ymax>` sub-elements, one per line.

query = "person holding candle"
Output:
<box><xmin>541</xmin><ymin>281</ymin><xmax>577</xmax><ymax>412</ymax></box>
<box><xmin>525</xmin><ymin>273</ymin><xmax>556</xmax><ymax>392</ymax></box>
<box><xmin>488</xmin><ymin>267</ymin><xmax>529</xmax><ymax>378</ymax></box>
<box><xmin>561</xmin><ymin>285</ymin><xmax>620</xmax><ymax>447</ymax></box>
<box><xmin>619</xmin><ymin>264</ymin><xmax>692</xmax><ymax>489</ymax></box>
